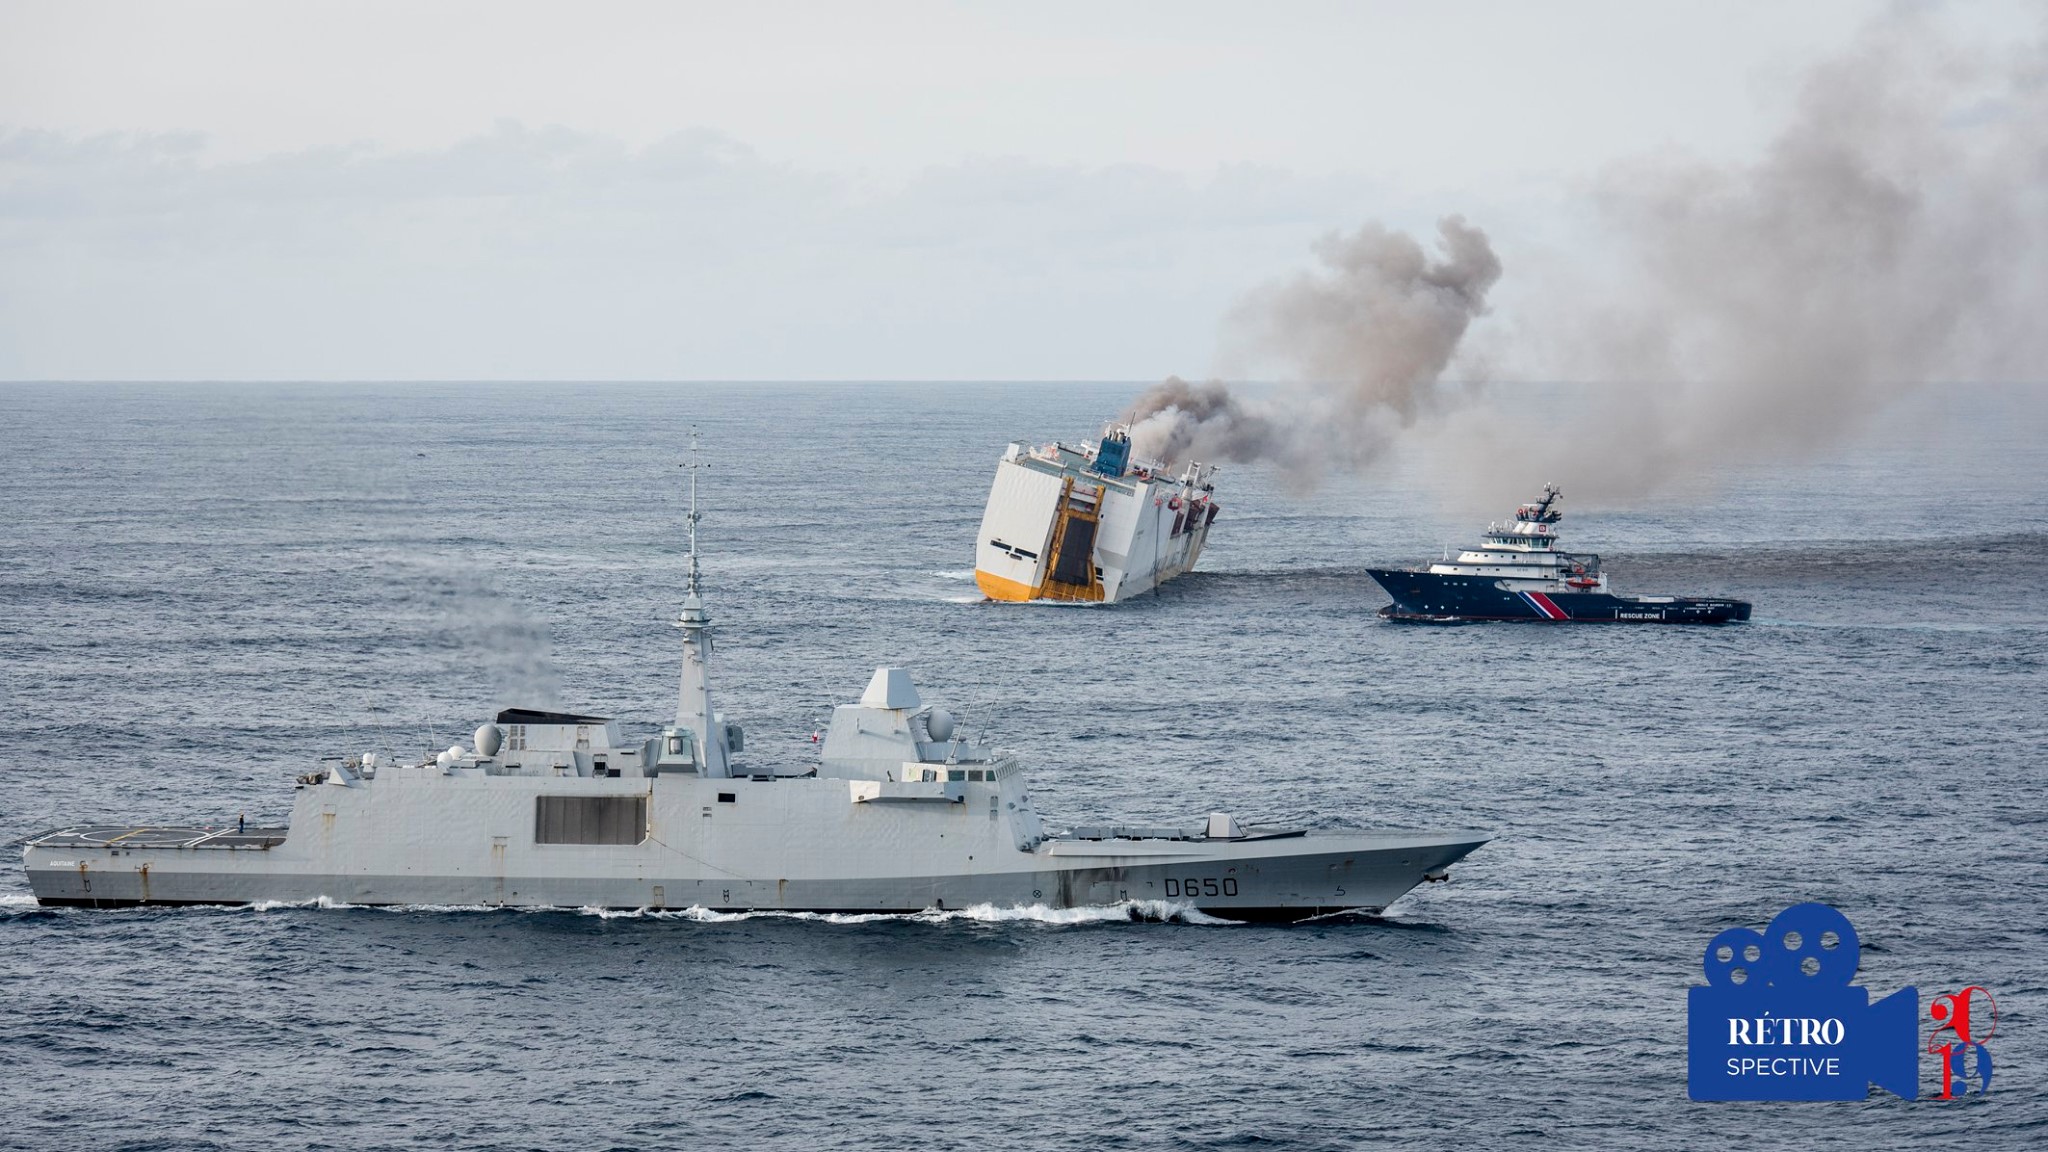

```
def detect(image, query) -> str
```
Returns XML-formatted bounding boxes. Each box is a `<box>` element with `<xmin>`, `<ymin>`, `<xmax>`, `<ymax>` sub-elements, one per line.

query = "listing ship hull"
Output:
<box><xmin>1366</xmin><ymin>569</ymin><xmax>1751</xmax><ymax>624</ymax></box>
<box><xmin>974</xmin><ymin>430</ymin><xmax>1219</xmax><ymax>604</ymax></box>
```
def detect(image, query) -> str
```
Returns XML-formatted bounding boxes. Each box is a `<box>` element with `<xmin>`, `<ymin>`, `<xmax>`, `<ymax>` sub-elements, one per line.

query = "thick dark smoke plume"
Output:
<box><xmin>1126</xmin><ymin>216</ymin><xmax>1501</xmax><ymax>471</ymax></box>
<box><xmin>1127</xmin><ymin>10</ymin><xmax>2046</xmax><ymax>504</ymax></box>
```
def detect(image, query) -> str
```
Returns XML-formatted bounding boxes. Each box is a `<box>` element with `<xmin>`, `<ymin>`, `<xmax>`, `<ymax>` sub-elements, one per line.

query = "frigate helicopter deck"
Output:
<box><xmin>30</xmin><ymin>826</ymin><xmax>286</xmax><ymax>852</ymax></box>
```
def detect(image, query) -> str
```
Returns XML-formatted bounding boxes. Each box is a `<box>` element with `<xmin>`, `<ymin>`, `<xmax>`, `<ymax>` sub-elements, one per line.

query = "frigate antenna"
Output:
<box><xmin>685</xmin><ymin>426</ymin><xmax>705</xmax><ymax>599</ymax></box>
<box><xmin>674</xmin><ymin>425</ymin><xmax>731</xmax><ymax>776</ymax></box>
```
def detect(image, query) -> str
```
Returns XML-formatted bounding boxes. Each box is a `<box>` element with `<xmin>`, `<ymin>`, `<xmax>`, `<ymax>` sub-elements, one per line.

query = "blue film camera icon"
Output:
<box><xmin>1687</xmin><ymin>902</ymin><xmax>1918</xmax><ymax>1101</ymax></box>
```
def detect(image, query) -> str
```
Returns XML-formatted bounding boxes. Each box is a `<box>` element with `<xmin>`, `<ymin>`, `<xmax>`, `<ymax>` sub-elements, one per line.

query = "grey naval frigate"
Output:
<box><xmin>23</xmin><ymin>447</ymin><xmax>1488</xmax><ymax>921</ymax></box>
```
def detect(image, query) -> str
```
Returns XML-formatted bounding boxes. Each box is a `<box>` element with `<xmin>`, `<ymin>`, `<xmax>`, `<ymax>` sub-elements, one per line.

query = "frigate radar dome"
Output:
<box><xmin>926</xmin><ymin>707</ymin><xmax>955</xmax><ymax>742</ymax></box>
<box><xmin>474</xmin><ymin>723</ymin><xmax>503</xmax><ymax>758</ymax></box>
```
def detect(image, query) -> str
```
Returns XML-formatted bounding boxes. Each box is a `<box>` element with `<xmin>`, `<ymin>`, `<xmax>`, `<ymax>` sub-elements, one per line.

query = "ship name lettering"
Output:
<box><xmin>1162</xmin><ymin>877</ymin><xmax>1237</xmax><ymax>898</ymax></box>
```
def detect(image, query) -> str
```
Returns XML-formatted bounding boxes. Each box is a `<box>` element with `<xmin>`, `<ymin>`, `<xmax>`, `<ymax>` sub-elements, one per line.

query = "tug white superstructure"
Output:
<box><xmin>975</xmin><ymin>426</ymin><xmax>1219</xmax><ymax>603</ymax></box>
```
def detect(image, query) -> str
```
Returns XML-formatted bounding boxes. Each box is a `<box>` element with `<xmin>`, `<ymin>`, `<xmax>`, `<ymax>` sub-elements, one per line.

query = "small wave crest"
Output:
<box><xmin>577</xmin><ymin>899</ymin><xmax>1239</xmax><ymax>926</ymax></box>
<box><xmin>244</xmin><ymin>897</ymin><xmax>498</xmax><ymax>914</ymax></box>
<box><xmin>924</xmin><ymin>899</ymin><xmax>1240</xmax><ymax>926</ymax></box>
<box><xmin>225</xmin><ymin>897</ymin><xmax>1239</xmax><ymax>925</ymax></box>
<box><xmin>927</xmin><ymin>569</ymin><xmax>975</xmax><ymax>580</ymax></box>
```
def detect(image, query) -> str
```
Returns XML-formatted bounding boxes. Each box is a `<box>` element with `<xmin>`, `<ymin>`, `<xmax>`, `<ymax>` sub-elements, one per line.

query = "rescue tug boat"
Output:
<box><xmin>1366</xmin><ymin>485</ymin><xmax>1751</xmax><ymax>624</ymax></box>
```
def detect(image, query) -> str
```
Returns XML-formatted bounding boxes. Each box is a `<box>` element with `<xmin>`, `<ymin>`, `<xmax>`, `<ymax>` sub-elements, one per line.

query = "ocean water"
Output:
<box><xmin>0</xmin><ymin>381</ymin><xmax>2042</xmax><ymax>1151</ymax></box>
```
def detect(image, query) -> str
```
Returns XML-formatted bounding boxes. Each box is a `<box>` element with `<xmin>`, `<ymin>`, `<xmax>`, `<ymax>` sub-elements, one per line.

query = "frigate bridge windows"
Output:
<box><xmin>534</xmin><ymin>796</ymin><xmax>645</xmax><ymax>845</ymax></box>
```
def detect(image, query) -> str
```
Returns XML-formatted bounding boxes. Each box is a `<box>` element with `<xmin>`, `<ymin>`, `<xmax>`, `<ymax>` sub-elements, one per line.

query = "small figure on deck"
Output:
<box><xmin>237</xmin><ymin>812</ymin><xmax>246</xmax><ymax>835</ymax></box>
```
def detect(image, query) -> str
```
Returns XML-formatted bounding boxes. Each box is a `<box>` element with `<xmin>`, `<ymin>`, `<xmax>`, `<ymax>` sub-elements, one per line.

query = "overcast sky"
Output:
<box><xmin>0</xmin><ymin>1</ymin><xmax>2036</xmax><ymax>380</ymax></box>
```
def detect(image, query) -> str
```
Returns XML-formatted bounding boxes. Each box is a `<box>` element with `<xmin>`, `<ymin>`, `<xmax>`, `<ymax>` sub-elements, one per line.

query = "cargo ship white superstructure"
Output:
<box><xmin>974</xmin><ymin>426</ymin><xmax>1218</xmax><ymax>603</ymax></box>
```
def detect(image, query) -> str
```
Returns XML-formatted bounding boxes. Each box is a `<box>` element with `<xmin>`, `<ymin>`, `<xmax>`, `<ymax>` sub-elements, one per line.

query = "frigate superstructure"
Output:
<box><xmin>974</xmin><ymin>425</ymin><xmax>1218</xmax><ymax>603</ymax></box>
<box><xmin>23</xmin><ymin>435</ymin><xmax>1486</xmax><ymax>920</ymax></box>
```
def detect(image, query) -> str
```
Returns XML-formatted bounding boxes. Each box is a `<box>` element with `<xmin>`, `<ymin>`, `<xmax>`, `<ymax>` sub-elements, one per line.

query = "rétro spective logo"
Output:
<box><xmin>1687</xmin><ymin>903</ymin><xmax>1919</xmax><ymax>1100</ymax></box>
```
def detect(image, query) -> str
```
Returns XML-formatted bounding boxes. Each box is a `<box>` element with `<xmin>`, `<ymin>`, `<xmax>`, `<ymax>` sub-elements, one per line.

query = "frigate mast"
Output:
<box><xmin>675</xmin><ymin>426</ymin><xmax>731</xmax><ymax>778</ymax></box>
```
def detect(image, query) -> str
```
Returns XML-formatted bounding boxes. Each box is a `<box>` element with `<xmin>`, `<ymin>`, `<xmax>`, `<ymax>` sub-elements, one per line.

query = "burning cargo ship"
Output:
<box><xmin>974</xmin><ymin>426</ymin><xmax>1219</xmax><ymax>603</ymax></box>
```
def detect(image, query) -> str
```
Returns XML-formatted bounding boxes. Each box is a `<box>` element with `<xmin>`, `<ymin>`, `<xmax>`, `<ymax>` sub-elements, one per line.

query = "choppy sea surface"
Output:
<box><xmin>1</xmin><ymin>382</ymin><xmax>2043</xmax><ymax>1151</ymax></box>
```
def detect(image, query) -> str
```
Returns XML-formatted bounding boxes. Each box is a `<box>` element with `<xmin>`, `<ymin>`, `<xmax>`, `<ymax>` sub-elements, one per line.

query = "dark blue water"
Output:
<box><xmin>2</xmin><ymin>382</ymin><xmax>2043</xmax><ymax>1150</ymax></box>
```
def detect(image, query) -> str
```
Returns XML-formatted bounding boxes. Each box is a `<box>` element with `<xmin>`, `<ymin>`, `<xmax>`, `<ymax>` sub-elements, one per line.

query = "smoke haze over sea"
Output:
<box><xmin>1121</xmin><ymin>8</ymin><xmax>2048</xmax><ymax>507</ymax></box>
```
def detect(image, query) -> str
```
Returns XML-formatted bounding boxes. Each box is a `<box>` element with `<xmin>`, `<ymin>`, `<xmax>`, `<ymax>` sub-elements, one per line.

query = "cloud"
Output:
<box><xmin>0</xmin><ymin>123</ymin><xmax>1398</xmax><ymax>380</ymax></box>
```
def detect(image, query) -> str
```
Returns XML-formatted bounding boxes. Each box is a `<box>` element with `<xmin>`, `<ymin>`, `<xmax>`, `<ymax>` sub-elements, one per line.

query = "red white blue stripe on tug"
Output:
<box><xmin>1520</xmin><ymin>590</ymin><xmax>1570</xmax><ymax>620</ymax></box>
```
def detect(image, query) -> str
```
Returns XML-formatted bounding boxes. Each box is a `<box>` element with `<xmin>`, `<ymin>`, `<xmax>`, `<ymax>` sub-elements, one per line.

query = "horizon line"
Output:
<box><xmin>0</xmin><ymin>377</ymin><xmax>1187</xmax><ymax>386</ymax></box>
